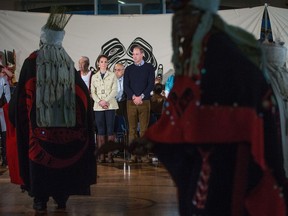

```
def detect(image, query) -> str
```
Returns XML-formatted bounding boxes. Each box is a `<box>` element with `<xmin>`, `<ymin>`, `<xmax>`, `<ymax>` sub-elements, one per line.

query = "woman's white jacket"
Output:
<box><xmin>91</xmin><ymin>70</ymin><xmax>119</xmax><ymax>111</ymax></box>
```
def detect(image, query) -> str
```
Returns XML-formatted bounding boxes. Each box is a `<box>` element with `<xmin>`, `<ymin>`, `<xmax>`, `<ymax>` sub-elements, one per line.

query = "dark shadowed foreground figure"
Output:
<box><xmin>8</xmin><ymin>8</ymin><xmax>96</xmax><ymax>214</ymax></box>
<box><xmin>131</xmin><ymin>0</ymin><xmax>288</xmax><ymax>215</ymax></box>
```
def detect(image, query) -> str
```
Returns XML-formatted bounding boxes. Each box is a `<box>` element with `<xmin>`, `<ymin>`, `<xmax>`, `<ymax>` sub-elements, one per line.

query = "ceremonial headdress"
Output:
<box><xmin>171</xmin><ymin>0</ymin><xmax>264</xmax><ymax>78</ymax></box>
<box><xmin>36</xmin><ymin>7</ymin><xmax>75</xmax><ymax>127</ymax></box>
<box><xmin>171</xmin><ymin>0</ymin><xmax>219</xmax><ymax>76</ymax></box>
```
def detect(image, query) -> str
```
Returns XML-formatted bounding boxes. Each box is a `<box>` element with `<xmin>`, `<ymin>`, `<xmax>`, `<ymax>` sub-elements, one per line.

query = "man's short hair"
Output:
<box><xmin>133</xmin><ymin>45</ymin><xmax>144</xmax><ymax>54</ymax></box>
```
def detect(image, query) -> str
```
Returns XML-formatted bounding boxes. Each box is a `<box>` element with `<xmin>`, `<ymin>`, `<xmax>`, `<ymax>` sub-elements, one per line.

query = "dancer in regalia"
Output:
<box><xmin>9</xmin><ymin>8</ymin><xmax>96</xmax><ymax>214</ymax></box>
<box><xmin>132</xmin><ymin>0</ymin><xmax>288</xmax><ymax>215</ymax></box>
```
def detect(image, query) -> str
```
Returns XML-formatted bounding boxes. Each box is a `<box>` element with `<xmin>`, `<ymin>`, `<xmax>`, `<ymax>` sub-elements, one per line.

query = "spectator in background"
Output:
<box><xmin>124</xmin><ymin>45</ymin><xmax>155</xmax><ymax>163</ymax></box>
<box><xmin>154</xmin><ymin>74</ymin><xmax>165</xmax><ymax>97</ymax></box>
<box><xmin>113</xmin><ymin>63</ymin><xmax>128</xmax><ymax>157</ymax></box>
<box><xmin>0</xmin><ymin>63</ymin><xmax>11</xmax><ymax>167</ymax></box>
<box><xmin>155</xmin><ymin>64</ymin><xmax>164</xmax><ymax>84</ymax></box>
<box><xmin>78</xmin><ymin>56</ymin><xmax>94</xmax><ymax>92</ymax></box>
<box><xmin>78</xmin><ymin>56</ymin><xmax>95</xmax><ymax>129</ymax></box>
<box><xmin>91</xmin><ymin>54</ymin><xmax>118</xmax><ymax>163</ymax></box>
<box><xmin>155</xmin><ymin>74</ymin><xmax>162</xmax><ymax>85</ymax></box>
<box><xmin>155</xmin><ymin>64</ymin><xmax>165</xmax><ymax>96</ymax></box>
<box><xmin>150</xmin><ymin>83</ymin><xmax>166</xmax><ymax>122</ymax></box>
<box><xmin>114</xmin><ymin>63</ymin><xmax>127</xmax><ymax>119</ymax></box>
<box><xmin>164</xmin><ymin>73</ymin><xmax>175</xmax><ymax>98</ymax></box>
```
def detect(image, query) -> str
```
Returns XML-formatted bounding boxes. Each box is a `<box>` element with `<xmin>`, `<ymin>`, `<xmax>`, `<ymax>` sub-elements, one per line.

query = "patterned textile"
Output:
<box><xmin>145</xmin><ymin>32</ymin><xmax>287</xmax><ymax>215</ymax></box>
<box><xmin>8</xmin><ymin>51</ymin><xmax>96</xmax><ymax>197</ymax></box>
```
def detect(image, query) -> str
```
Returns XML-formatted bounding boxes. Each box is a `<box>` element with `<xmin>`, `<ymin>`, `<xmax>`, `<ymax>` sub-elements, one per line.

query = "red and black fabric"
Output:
<box><xmin>8</xmin><ymin>51</ymin><xmax>97</xmax><ymax>197</ymax></box>
<box><xmin>3</xmin><ymin>103</ymin><xmax>23</xmax><ymax>185</ymax></box>
<box><xmin>145</xmin><ymin>32</ymin><xmax>287</xmax><ymax>216</ymax></box>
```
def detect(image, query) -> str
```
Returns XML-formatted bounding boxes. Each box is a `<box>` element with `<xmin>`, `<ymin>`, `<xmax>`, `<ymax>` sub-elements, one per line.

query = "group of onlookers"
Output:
<box><xmin>78</xmin><ymin>45</ymin><xmax>168</xmax><ymax>163</ymax></box>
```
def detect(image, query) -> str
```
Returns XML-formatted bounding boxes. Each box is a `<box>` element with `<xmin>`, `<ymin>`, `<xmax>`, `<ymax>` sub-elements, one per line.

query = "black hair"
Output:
<box><xmin>154</xmin><ymin>83</ymin><xmax>163</xmax><ymax>95</ymax></box>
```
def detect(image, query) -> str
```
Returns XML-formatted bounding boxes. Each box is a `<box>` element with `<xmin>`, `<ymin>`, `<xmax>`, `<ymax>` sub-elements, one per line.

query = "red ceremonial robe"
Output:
<box><xmin>8</xmin><ymin>51</ymin><xmax>96</xmax><ymax>197</ymax></box>
<box><xmin>144</xmin><ymin>32</ymin><xmax>287</xmax><ymax>216</ymax></box>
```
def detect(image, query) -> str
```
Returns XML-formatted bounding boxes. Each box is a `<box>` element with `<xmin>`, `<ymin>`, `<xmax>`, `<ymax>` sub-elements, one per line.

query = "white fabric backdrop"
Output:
<box><xmin>0</xmin><ymin>11</ymin><xmax>173</xmax><ymax>79</ymax></box>
<box><xmin>0</xmin><ymin>5</ymin><xmax>288</xmax><ymax>79</ymax></box>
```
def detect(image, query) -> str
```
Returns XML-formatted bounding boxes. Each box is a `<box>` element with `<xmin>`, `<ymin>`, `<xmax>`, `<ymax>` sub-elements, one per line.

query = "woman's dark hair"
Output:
<box><xmin>95</xmin><ymin>54</ymin><xmax>108</xmax><ymax>69</ymax></box>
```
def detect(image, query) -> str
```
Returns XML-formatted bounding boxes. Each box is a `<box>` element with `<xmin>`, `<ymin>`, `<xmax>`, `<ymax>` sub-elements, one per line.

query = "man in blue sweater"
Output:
<box><xmin>124</xmin><ymin>45</ymin><xmax>155</xmax><ymax>162</ymax></box>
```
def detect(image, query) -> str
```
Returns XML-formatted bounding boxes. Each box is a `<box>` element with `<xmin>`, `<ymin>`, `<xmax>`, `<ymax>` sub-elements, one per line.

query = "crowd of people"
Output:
<box><xmin>1</xmin><ymin>0</ymin><xmax>288</xmax><ymax>215</ymax></box>
<box><xmin>77</xmin><ymin>46</ymin><xmax>168</xmax><ymax>164</ymax></box>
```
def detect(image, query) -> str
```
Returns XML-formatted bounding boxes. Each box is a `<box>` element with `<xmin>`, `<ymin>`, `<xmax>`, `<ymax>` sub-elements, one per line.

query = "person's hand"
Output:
<box><xmin>2</xmin><ymin>67</ymin><xmax>14</xmax><ymax>78</ymax></box>
<box><xmin>133</xmin><ymin>96</ymin><xmax>143</xmax><ymax>105</ymax></box>
<box><xmin>99</xmin><ymin>100</ymin><xmax>109</xmax><ymax>109</ymax></box>
<box><xmin>103</xmin><ymin>102</ymin><xmax>109</xmax><ymax>109</ymax></box>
